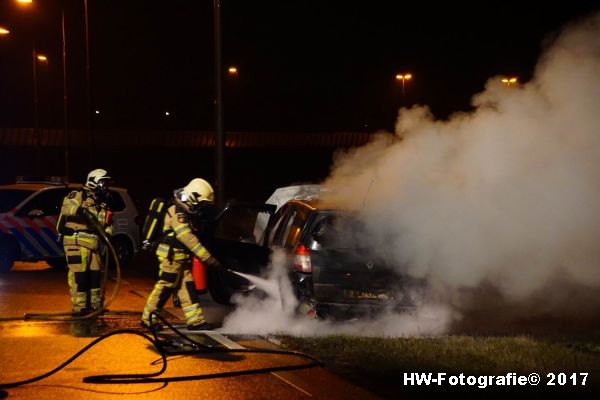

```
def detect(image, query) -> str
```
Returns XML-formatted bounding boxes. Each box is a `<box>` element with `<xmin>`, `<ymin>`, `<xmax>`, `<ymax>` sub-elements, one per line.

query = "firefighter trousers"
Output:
<box><xmin>142</xmin><ymin>256</ymin><xmax>206</xmax><ymax>326</ymax></box>
<box><xmin>65</xmin><ymin>244</ymin><xmax>103</xmax><ymax>312</ymax></box>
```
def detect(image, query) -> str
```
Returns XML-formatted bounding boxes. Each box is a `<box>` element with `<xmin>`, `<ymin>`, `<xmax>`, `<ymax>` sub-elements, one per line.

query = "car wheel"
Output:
<box><xmin>0</xmin><ymin>235</ymin><xmax>20</xmax><ymax>273</ymax></box>
<box><xmin>109</xmin><ymin>236</ymin><xmax>134</xmax><ymax>269</ymax></box>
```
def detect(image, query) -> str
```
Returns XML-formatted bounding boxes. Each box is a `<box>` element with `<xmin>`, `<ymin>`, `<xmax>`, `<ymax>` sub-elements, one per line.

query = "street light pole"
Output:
<box><xmin>213</xmin><ymin>0</ymin><xmax>225</xmax><ymax>207</ymax></box>
<box><xmin>61</xmin><ymin>10</ymin><xmax>69</xmax><ymax>180</ymax></box>
<box><xmin>395</xmin><ymin>73</ymin><xmax>413</xmax><ymax>106</ymax></box>
<box><xmin>83</xmin><ymin>0</ymin><xmax>93</xmax><ymax>166</ymax></box>
<box><xmin>32</xmin><ymin>40</ymin><xmax>39</xmax><ymax>173</ymax></box>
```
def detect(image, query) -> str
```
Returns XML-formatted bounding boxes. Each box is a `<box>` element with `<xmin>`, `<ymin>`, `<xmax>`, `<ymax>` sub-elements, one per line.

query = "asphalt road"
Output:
<box><xmin>0</xmin><ymin>256</ymin><xmax>379</xmax><ymax>400</ymax></box>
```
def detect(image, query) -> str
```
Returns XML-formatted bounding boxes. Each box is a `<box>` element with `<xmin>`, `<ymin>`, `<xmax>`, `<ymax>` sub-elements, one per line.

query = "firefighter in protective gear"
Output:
<box><xmin>56</xmin><ymin>169</ymin><xmax>113</xmax><ymax>314</ymax></box>
<box><xmin>141</xmin><ymin>178</ymin><xmax>221</xmax><ymax>331</ymax></box>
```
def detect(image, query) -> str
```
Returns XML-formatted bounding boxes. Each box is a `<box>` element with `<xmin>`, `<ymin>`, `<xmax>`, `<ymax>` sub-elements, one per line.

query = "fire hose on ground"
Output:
<box><xmin>0</xmin><ymin>311</ymin><xmax>323</xmax><ymax>390</ymax></box>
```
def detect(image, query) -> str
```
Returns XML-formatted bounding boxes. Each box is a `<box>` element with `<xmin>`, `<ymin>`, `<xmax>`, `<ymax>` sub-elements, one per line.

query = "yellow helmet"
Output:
<box><xmin>178</xmin><ymin>178</ymin><xmax>214</xmax><ymax>212</ymax></box>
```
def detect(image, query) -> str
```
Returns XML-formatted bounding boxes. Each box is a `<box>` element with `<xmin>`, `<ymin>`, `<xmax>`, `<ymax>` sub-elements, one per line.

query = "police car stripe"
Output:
<box><xmin>40</xmin><ymin>216</ymin><xmax>58</xmax><ymax>232</ymax></box>
<box><xmin>19</xmin><ymin>226</ymin><xmax>48</xmax><ymax>256</ymax></box>
<box><xmin>22</xmin><ymin>217</ymin><xmax>43</xmax><ymax>236</ymax></box>
<box><xmin>4</xmin><ymin>215</ymin><xmax>25</xmax><ymax>234</ymax></box>
<box><xmin>3</xmin><ymin>215</ymin><xmax>38</xmax><ymax>257</ymax></box>
<box><xmin>8</xmin><ymin>228</ymin><xmax>40</xmax><ymax>257</ymax></box>
<box><xmin>24</xmin><ymin>227</ymin><xmax>58</xmax><ymax>256</ymax></box>
<box><xmin>36</xmin><ymin>220</ymin><xmax>60</xmax><ymax>253</ymax></box>
<box><xmin>41</xmin><ymin>227</ymin><xmax>62</xmax><ymax>253</ymax></box>
<box><xmin>21</xmin><ymin>218</ymin><xmax>56</xmax><ymax>255</ymax></box>
<box><xmin>37</xmin><ymin>216</ymin><xmax>62</xmax><ymax>252</ymax></box>
<box><xmin>45</xmin><ymin>216</ymin><xmax>60</xmax><ymax>245</ymax></box>
<box><xmin>21</xmin><ymin>218</ymin><xmax>55</xmax><ymax>255</ymax></box>
<box><xmin>7</xmin><ymin>215</ymin><xmax>60</xmax><ymax>258</ymax></box>
<box><xmin>0</xmin><ymin>219</ymin><xmax>8</xmax><ymax>233</ymax></box>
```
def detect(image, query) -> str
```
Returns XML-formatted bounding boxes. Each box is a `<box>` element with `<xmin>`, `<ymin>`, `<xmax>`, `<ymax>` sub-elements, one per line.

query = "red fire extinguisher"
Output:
<box><xmin>192</xmin><ymin>257</ymin><xmax>207</xmax><ymax>293</ymax></box>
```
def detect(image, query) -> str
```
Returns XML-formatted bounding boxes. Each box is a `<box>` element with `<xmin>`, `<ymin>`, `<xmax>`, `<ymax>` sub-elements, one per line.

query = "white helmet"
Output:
<box><xmin>177</xmin><ymin>178</ymin><xmax>214</xmax><ymax>212</ymax></box>
<box><xmin>85</xmin><ymin>168</ymin><xmax>111</xmax><ymax>192</ymax></box>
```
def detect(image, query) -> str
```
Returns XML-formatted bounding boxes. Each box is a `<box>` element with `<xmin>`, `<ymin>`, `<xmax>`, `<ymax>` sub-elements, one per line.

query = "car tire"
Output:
<box><xmin>109</xmin><ymin>235</ymin><xmax>134</xmax><ymax>269</ymax></box>
<box><xmin>0</xmin><ymin>235</ymin><xmax>20</xmax><ymax>273</ymax></box>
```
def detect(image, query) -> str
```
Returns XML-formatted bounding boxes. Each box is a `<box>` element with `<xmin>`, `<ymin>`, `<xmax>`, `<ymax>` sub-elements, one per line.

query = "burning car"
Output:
<box><xmin>200</xmin><ymin>186</ymin><xmax>418</xmax><ymax>318</ymax></box>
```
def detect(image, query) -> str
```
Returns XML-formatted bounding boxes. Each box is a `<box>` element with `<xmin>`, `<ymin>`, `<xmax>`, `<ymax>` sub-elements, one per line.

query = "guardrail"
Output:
<box><xmin>0</xmin><ymin>128</ymin><xmax>380</xmax><ymax>149</ymax></box>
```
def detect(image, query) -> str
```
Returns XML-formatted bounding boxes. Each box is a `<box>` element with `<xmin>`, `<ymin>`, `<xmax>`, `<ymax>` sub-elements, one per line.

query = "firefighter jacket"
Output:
<box><xmin>156</xmin><ymin>204</ymin><xmax>215</xmax><ymax>264</ymax></box>
<box><xmin>57</xmin><ymin>190</ymin><xmax>112</xmax><ymax>250</ymax></box>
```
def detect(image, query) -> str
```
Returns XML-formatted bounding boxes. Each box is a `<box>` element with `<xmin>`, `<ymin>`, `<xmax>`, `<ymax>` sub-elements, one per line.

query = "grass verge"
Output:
<box><xmin>281</xmin><ymin>335</ymin><xmax>600</xmax><ymax>395</ymax></box>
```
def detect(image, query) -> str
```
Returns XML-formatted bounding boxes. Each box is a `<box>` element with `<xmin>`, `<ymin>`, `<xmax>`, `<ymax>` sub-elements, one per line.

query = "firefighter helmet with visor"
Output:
<box><xmin>85</xmin><ymin>169</ymin><xmax>111</xmax><ymax>194</ymax></box>
<box><xmin>176</xmin><ymin>178</ymin><xmax>214</xmax><ymax>213</ymax></box>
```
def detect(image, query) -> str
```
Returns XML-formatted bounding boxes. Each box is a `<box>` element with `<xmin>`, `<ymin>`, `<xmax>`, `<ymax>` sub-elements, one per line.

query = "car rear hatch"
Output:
<box><xmin>303</xmin><ymin>212</ymin><xmax>403</xmax><ymax>305</ymax></box>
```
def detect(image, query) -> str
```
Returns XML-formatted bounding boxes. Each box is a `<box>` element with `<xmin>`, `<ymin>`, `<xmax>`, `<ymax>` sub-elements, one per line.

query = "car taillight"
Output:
<box><xmin>293</xmin><ymin>244</ymin><xmax>312</xmax><ymax>273</ymax></box>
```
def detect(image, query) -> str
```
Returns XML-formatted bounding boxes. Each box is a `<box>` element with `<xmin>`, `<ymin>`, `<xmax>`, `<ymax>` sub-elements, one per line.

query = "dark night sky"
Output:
<box><xmin>0</xmin><ymin>0</ymin><xmax>599</xmax><ymax>133</ymax></box>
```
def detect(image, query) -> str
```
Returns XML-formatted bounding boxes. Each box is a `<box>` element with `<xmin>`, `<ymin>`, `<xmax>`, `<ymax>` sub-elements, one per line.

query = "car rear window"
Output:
<box><xmin>309</xmin><ymin>213</ymin><xmax>367</xmax><ymax>250</ymax></box>
<box><xmin>0</xmin><ymin>189</ymin><xmax>34</xmax><ymax>212</ymax></box>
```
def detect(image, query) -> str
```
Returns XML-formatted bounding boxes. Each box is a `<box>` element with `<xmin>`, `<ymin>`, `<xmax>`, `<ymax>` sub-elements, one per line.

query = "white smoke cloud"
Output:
<box><xmin>222</xmin><ymin>250</ymin><xmax>456</xmax><ymax>337</ymax></box>
<box><xmin>322</xmin><ymin>12</ymin><xmax>600</xmax><ymax>309</ymax></box>
<box><xmin>224</xmin><ymin>13</ymin><xmax>600</xmax><ymax>336</ymax></box>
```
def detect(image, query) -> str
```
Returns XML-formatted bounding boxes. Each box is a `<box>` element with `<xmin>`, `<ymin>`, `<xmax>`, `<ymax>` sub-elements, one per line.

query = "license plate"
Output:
<box><xmin>345</xmin><ymin>289</ymin><xmax>391</xmax><ymax>300</ymax></box>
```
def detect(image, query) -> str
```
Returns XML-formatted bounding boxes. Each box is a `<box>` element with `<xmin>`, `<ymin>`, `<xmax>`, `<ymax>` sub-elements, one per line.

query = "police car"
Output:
<box><xmin>0</xmin><ymin>177</ymin><xmax>141</xmax><ymax>272</ymax></box>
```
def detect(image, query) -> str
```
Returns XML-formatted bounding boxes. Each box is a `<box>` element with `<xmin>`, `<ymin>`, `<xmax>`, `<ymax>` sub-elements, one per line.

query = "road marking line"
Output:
<box><xmin>271</xmin><ymin>372</ymin><xmax>313</xmax><ymax>397</ymax></box>
<box><xmin>205</xmin><ymin>332</ymin><xmax>245</xmax><ymax>350</ymax></box>
<box><xmin>127</xmin><ymin>291</ymin><xmax>312</xmax><ymax>395</ymax></box>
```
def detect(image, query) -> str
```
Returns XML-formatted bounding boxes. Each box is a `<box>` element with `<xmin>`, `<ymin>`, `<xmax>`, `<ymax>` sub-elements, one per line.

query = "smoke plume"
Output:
<box><xmin>321</xmin><ymin>13</ymin><xmax>600</xmax><ymax>322</ymax></box>
<box><xmin>222</xmin><ymin>250</ymin><xmax>456</xmax><ymax>336</ymax></box>
<box><xmin>225</xmin><ymin>13</ymin><xmax>600</xmax><ymax>337</ymax></box>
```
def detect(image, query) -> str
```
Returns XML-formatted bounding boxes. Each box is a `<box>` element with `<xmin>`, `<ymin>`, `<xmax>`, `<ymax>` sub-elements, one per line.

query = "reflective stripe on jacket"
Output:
<box><xmin>156</xmin><ymin>204</ymin><xmax>212</xmax><ymax>262</ymax></box>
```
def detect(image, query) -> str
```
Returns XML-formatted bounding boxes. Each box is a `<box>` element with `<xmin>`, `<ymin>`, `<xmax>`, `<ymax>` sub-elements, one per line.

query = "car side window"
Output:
<box><xmin>283</xmin><ymin>208</ymin><xmax>309</xmax><ymax>249</ymax></box>
<box><xmin>266</xmin><ymin>206</ymin><xmax>288</xmax><ymax>247</ymax></box>
<box><xmin>280</xmin><ymin>211</ymin><xmax>298</xmax><ymax>248</ymax></box>
<box><xmin>17</xmin><ymin>188</ymin><xmax>69</xmax><ymax>217</ymax></box>
<box><xmin>270</xmin><ymin>206</ymin><xmax>296</xmax><ymax>247</ymax></box>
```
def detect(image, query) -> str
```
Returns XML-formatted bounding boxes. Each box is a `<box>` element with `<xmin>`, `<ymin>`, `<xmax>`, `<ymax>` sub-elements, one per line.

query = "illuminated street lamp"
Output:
<box><xmin>395</xmin><ymin>73</ymin><xmax>413</xmax><ymax>105</ymax></box>
<box><xmin>501</xmin><ymin>76</ymin><xmax>518</xmax><ymax>87</ymax></box>
<box><xmin>228</xmin><ymin>66</ymin><xmax>238</xmax><ymax>76</ymax></box>
<box><xmin>0</xmin><ymin>27</ymin><xmax>10</xmax><ymax>35</ymax></box>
